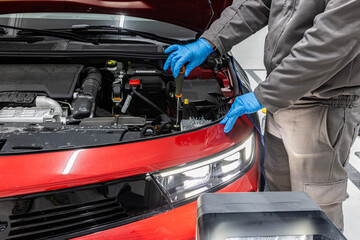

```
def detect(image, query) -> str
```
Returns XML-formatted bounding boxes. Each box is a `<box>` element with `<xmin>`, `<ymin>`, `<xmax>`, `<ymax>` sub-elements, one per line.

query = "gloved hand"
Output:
<box><xmin>220</xmin><ymin>92</ymin><xmax>263</xmax><ymax>133</ymax></box>
<box><xmin>163</xmin><ymin>38</ymin><xmax>213</xmax><ymax>77</ymax></box>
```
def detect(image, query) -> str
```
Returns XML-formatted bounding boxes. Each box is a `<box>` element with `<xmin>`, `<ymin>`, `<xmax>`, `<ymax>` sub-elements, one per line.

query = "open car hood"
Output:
<box><xmin>0</xmin><ymin>0</ymin><xmax>233</xmax><ymax>32</ymax></box>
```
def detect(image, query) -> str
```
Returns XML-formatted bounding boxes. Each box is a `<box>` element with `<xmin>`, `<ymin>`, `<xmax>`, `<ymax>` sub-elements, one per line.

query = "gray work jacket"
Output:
<box><xmin>201</xmin><ymin>0</ymin><xmax>360</xmax><ymax>113</ymax></box>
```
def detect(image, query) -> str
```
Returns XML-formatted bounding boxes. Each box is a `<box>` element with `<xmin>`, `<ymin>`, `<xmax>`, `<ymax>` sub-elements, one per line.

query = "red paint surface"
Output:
<box><xmin>0</xmin><ymin>0</ymin><xmax>233</xmax><ymax>32</ymax></box>
<box><xmin>0</xmin><ymin>117</ymin><xmax>253</xmax><ymax>198</ymax></box>
<box><xmin>73</xmin><ymin>163</ymin><xmax>259</xmax><ymax>240</ymax></box>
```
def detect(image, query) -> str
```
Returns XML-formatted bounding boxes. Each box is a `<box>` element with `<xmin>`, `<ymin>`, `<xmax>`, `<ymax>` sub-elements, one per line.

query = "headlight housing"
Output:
<box><xmin>151</xmin><ymin>132</ymin><xmax>256</xmax><ymax>203</ymax></box>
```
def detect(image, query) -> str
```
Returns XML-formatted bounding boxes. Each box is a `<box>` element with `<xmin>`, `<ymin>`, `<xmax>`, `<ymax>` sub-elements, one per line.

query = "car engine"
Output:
<box><xmin>0</xmin><ymin>60</ymin><xmax>235</xmax><ymax>152</ymax></box>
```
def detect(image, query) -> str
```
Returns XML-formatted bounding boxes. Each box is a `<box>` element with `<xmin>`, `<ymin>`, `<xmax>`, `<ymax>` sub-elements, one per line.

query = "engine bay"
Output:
<box><xmin>0</xmin><ymin>57</ymin><xmax>237</xmax><ymax>153</ymax></box>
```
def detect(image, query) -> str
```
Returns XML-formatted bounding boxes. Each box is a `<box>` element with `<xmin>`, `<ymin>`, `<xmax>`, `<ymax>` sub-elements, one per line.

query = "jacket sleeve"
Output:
<box><xmin>254</xmin><ymin>0</ymin><xmax>360</xmax><ymax>113</ymax></box>
<box><xmin>200</xmin><ymin>0</ymin><xmax>271</xmax><ymax>55</ymax></box>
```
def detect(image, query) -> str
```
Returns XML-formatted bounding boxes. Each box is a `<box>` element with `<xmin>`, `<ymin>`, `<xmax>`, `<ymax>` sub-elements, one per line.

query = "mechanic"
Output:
<box><xmin>163</xmin><ymin>0</ymin><xmax>360</xmax><ymax>232</ymax></box>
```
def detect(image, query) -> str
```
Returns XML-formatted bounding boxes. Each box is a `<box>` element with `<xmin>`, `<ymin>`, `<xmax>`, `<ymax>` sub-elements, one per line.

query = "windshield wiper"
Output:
<box><xmin>51</xmin><ymin>25</ymin><xmax>190</xmax><ymax>45</ymax></box>
<box><xmin>0</xmin><ymin>24</ymin><xmax>99</xmax><ymax>45</ymax></box>
<box><xmin>0</xmin><ymin>37</ymin><xmax>45</xmax><ymax>43</ymax></box>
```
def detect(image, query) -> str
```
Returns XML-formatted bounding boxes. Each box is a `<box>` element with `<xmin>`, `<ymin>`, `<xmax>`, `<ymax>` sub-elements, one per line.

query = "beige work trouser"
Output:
<box><xmin>264</xmin><ymin>104</ymin><xmax>360</xmax><ymax>232</ymax></box>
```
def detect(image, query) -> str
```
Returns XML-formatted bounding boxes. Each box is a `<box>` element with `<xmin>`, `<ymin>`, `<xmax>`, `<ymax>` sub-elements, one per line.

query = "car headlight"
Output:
<box><xmin>151</xmin><ymin>132</ymin><xmax>255</xmax><ymax>203</ymax></box>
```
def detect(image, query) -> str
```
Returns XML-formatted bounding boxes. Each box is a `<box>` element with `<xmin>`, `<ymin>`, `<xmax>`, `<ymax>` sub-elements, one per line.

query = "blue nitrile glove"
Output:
<box><xmin>220</xmin><ymin>92</ymin><xmax>263</xmax><ymax>133</ymax></box>
<box><xmin>163</xmin><ymin>38</ymin><xmax>213</xmax><ymax>78</ymax></box>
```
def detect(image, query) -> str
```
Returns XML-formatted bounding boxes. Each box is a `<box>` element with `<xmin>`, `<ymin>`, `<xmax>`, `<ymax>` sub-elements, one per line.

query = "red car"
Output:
<box><xmin>0</xmin><ymin>1</ymin><xmax>262</xmax><ymax>239</ymax></box>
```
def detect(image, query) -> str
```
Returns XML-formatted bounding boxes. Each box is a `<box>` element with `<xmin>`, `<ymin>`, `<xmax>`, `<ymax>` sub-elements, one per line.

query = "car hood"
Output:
<box><xmin>0</xmin><ymin>0</ymin><xmax>232</xmax><ymax>32</ymax></box>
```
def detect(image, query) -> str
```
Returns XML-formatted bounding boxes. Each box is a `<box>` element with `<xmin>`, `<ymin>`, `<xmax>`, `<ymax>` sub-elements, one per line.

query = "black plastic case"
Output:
<box><xmin>197</xmin><ymin>192</ymin><xmax>346</xmax><ymax>240</ymax></box>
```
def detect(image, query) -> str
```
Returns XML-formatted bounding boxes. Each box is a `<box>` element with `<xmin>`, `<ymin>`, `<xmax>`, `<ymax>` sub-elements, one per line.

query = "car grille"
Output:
<box><xmin>0</xmin><ymin>174</ymin><xmax>169</xmax><ymax>240</ymax></box>
<box><xmin>7</xmin><ymin>198</ymin><xmax>127</xmax><ymax>240</ymax></box>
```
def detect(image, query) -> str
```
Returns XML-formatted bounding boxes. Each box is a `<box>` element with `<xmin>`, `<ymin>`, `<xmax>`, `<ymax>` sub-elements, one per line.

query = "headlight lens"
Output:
<box><xmin>152</xmin><ymin>133</ymin><xmax>255</xmax><ymax>203</ymax></box>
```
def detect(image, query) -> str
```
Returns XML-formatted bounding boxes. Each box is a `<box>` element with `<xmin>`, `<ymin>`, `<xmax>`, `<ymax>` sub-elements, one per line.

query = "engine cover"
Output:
<box><xmin>0</xmin><ymin>64</ymin><xmax>84</xmax><ymax>99</ymax></box>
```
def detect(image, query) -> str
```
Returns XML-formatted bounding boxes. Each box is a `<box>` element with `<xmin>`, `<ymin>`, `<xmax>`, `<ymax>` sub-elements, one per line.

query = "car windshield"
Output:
<box><xmin>0</xmin><ymin>13</ymin><xmax>196</xmax><ymax>51</ymax></box>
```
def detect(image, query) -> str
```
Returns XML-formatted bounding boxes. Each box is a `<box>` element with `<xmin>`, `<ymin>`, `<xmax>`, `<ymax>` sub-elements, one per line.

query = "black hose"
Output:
<box><xmin>131</xmin><ymin>88</ymin><xmax>166</xmax><ymax>115</ymax></box>
<box><xmin>158</xmin><ymin>121</ymin><xmax>173</xmax><ymax>131</ymax></box>
<box><xmin>82</xmin><ymin>67</ymin><xmax>103</xmax><ymax>97</ymax></box>
<box><xmin>72</xmin><ymin>67</ymin><xmax>102</xmax><ymax>119</ymax></box>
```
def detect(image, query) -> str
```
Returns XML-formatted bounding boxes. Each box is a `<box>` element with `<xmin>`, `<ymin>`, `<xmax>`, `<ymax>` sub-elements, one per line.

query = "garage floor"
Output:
<box><xmin>232</xmin><ymin>28</ymin><xmax>360</xmax><ymax>240</ymax></box>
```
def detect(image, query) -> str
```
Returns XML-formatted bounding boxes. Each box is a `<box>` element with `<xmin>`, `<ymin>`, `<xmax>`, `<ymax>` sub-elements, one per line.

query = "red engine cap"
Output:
<box><xmin>129</xmin><ymin>79</ymin><xmax>141</xmax><ymax>85</ymax></box>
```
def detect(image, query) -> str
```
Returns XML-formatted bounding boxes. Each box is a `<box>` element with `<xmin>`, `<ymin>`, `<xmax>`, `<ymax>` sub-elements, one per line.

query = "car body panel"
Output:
<box><xmin>0</xmin><ymin>117</ymin><xmax>253</xmax><ymax>198</ymax></box>
<box><xmin>0</xmin><ymin>0</ymin><xmax>233</xmax><ymax>32</ymax></box>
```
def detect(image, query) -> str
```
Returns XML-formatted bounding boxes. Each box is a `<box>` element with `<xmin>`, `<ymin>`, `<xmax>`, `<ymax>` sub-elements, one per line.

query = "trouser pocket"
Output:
<box><xmin>304</xmin><ymin>179</ymin><xmax>347</xmax><ymax>205</ymax></box>
<box><xmin>343</xmin><ymin>122</ymin><xmax>360</xmax><ymax>167</ymax></box>
<box><xmin>323</xmin><ymin>107</ymin><xmax>346</xmax><ymax>152</ymax></box>
<box><xmin>304</xmin><ymin>179</ymin><xmax>347</xmax><ymax>232</ymax></box>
